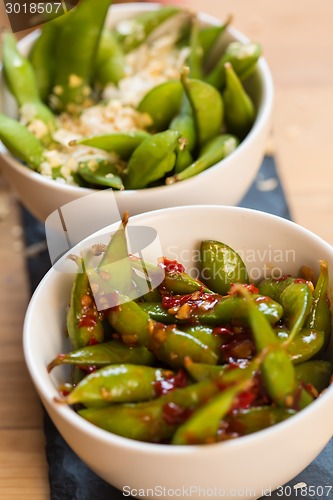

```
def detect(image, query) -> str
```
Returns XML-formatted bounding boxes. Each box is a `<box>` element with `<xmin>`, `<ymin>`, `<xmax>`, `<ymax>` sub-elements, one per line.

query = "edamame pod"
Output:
<box><xmin>95</xmin><ymin>213</ymin><xmax>136</xmax><ymax>301</ymax></box>
<box><xmin>259</xmin><ymin>279</ymin><xmax>314</xmax><ymax>345</ymax></box>
<box><xmin>52</xmin><ymin>0</ymin><xmax>112</xmax><ymax>112</ymax></box>
<box><xmin>225</xmin><ymin>407</ymin><xmax>296</xmax><ymax>436</ymax></box>
<box><xmin>224</xmin><ymin>41</ymin><xmax>262</xmax><ymax>80</ymax></box>
<box><xmin>67</xmin><ymin>256</ymin><xmax>104</xmax><ymax>349</ymax></box>
<box><xmin>187</xmin><ymin>16</ymin><xmax>203</xmax><ymax>80</ymax></box>
<box><xmin>305</xmin><ymin>260</ymin><xmax>331</xmax><ymax>348</ymax></box>
<box><xmin>279</xmin><ymin>282</ymin><xmax>313</xmax><ymax>343</ymax></box>
<box><xmin>200</xmin><ymin>240</ymin><xmax>249</xmax><ymax>295</ymax></box>
<box><xmin>3</xmin><ymin>32</ymin><xmax>43</xmax><ymax>104</ymax></box>
<box><xmin>95</xmin><ymin>30</ymin><xmax>127</xmax><ymax>87</ymax></box>
<box><xmin>71</xmin><ymin>131</ymin><xmax>149</xmax><ymax>159</ymax></box>
<box><xmin>79</xmin><ymin>379</ymin><xmax>220</xmax><ymax>442</ymax></box>
<box><xmin>130</xmin><ymin>257</ymin><xmax>210</xmax><ymax>295</ymax></box>
<box><xmin>174</xmin><ymin>147</ymin><xmax>194</xmax><ymax>173</ymax></box>
<box><xmin>47</xmin><ymin>341</ymin><xmax>155</xmax><ymax>372</ymax></box>
<box><xmin>166</xmin><ymin>134</ymin><xmax>239</xmax><ymax>184</ymax></box>
<box><xmin>170</xmin><ymin>112</ymin><xmax>197</xmax><ymax>173</ymax></box>
<box><xmin>295</xmin><ymin>361</ymin><xmax>332</xmax><ymax>393</ymax></box>
<box><xmin>172</xmin><ymin>379</ymin><xmax>253</xmax><ymax>444</ymax></box>
<box><xmin>186</xmin><ymin>363</ymin><xmax>227</xmax><ymax>382</ymax></box>
<box><xmin>223</xmin><ymin>62</ymin><xmax>255</xmax><ymax>139</ymax></box>
<box><xmin>125</xmin><ymin>131</ymin><xmax>180</xmax><ymax>189</ymax></box>
<box><xmin>77</xmin><ymin>158</ymin><xmax>124</xmax><ymax>190</ymax></box>
<box><xmin>258</xmin><ymin>276</ymin><xmax>296</xmax><ymax>301</ymax></box>
<box><xmin>187</xmin><ymin>15</ymin><xmax>232</xmax><ymax>80</ymax></box>
<box><xmin>60</xmin><ymin>364</ymin><xmax>174</xmax><ymax>406</ymax></box>
<box><xmin>181</xmin><ymin>71</ymin><xmax>224</xmax><ymax>147</ymax></box>
<box><xmin>0</xmin><ymin>114</ymin><xmax>44</xmax><ymax>170</ymax></box>
<box><xmin>140</xmin><ymin>294</ymin><xmax>283</xmax><ymax>326</ymax></box>
<box><xmin>261</xmin><ymin>349</ymin><xmax>296</xmax><ymax>407</ymax></box>
<box><xmin>164</xmin><ymin>272</ymin><xmax>211</xmax><ymax>294</ymax></box>
<box><xmin>138</xmin><ymin>303</ymin><xmax>180</xmax><ymax>324</ymax></box>
<box><xmin>170</xmin><ymin>113</ymin><xmax>196</xmax><ymax>152</ymax></box>
<box><xmin>107</xmin><ymin>299</ymin><xmax>218</xmax><ymax>367</ymax></box>
<box><xmin>114</xmin><ymin>6</ymin><xmax>180</xmax><ymax>53</ymax></box>
<box><xmin>199</xmin><ymin>18</ymin><xmax>231</xmax><ymax>62</ymax></box>
<box><xmin>279</xmin><ymin>328</ymin><xmax>326</xmax><ymax>364</ymax></box>
<box><xmin>206</xmin><ymin>41</ymin><xmax>262</xmax><ymax>89</ymax></box>
<box><xmin>29</xmin><ymin>17</ymin><xmax>64</xmax><ymax>101</ymax></box>
<box><xmin>239</xmin><ymin>286</ymin><xmax>296</xmax><ymax>407</ymax></box>
<box><xmin>148</xmin><ymin>322</ymin><xmax>219</xmax><ymax>367</ymax></box>
<box><xmin>107</xmin><ymin>299</ymin><xmax>151</xmax><ymax>346</ymax></box>
<box><xmin>181</xmin><ymin>325</ymin><xmax>225</xmax><ymax>355</ymax></box>
<box><xmin>138</xmin><ymin>81</ymin><xmax>183</xmax><ymax>132</ymax></box>
<box><xmin>2</xmin><ymin>32</ymin><xmax>56</xmax><ymax>144</ymax></box>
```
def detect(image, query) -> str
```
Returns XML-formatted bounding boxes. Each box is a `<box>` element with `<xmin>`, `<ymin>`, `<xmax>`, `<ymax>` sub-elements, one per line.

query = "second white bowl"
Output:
<box><xmin>24</xmin><ymin>206</ymin><xmax>333</xmax><ymax>499</ymax></box>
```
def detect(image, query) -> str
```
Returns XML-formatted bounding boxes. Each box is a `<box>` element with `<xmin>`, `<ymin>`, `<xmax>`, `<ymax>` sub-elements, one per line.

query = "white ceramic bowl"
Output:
<box><xmin>0</xmin><ymin>3</ymin><xmax>273</xmax><ymax>222</ymax></box>
<box><xmin>24</xmin><ymin>206</ymin><xmax>333</xmax><ymax>499</ymax></box>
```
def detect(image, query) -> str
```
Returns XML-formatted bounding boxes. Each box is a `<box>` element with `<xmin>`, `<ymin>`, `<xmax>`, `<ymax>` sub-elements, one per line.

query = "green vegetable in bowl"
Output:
<box><xmin>0</xmin><ymin>1</ymin><xmax>263</xmax><ymax>190</ymax></box>
<box><xmin>49</xmin><ymin>216</ymin><xmax>332</xmax><ymax>444</ymax></box>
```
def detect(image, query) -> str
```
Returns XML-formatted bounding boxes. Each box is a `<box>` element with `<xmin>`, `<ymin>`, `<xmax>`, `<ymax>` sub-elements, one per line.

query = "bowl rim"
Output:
<box><xmin>23</xmin><ymin>205</ymin><xmax>333</xmax><ymax>455</ymax></box>
<box><xmin>0</xmin><ymin>2</ymin><xmax>274</xmax><ymax>199</ymax></box>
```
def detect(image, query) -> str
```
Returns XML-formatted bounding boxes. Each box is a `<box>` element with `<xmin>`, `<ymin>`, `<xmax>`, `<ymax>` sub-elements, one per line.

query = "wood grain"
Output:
<box><xmin>0</xmin><ymin>179</ymin><xmax>48</xmax><ymax>499</ymax></box>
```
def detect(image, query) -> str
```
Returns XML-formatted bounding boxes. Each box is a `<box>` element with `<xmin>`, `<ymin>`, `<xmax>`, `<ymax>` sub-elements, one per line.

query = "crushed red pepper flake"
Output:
<box><xmin>162</xmin><ymin>402</ymin><xmax>192</xmax><ymax>425</ymax></box>
<box><xmin>229</xmin><ymin>283</ymin><xmax>259</xmax><ymax>296</ymax></box>
<box><xmin>158</xmin><ymin>257</ymin><xmax>185</xmax><ymax>274</ymax></box>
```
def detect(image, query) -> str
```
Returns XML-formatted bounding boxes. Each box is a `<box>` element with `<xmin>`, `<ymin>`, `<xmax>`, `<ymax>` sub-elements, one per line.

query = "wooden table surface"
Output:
<box><xmin>1</xmin><ymin>1</ymin><xmax>333</xmax><ymax>498</ymax></box>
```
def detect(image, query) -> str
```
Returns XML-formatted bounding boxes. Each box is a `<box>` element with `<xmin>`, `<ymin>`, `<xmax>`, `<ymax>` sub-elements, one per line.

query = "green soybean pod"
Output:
<box><xmin>95</xmin><ymin>30</ymin><xmax>127</xmax><ymax>87</ymax></box>
<box><xmin>52</xmin><ymin>0</ymin><xmax>113</xmax><ymax>112</ymax></box>
<box><xmin>77</xmin><ymin>158</ymin><xmax>124</xmax><ymax>190</ymax></box>
<box><xmin>206</xmin><ymin>41</ymin><xmax>262</xmax><ymax>89</ymax></box>
<box><xmin>200</xmin><ymin>240</ymin><xmax>249</xmax><ymax>295</ymax></box>
<box><xmin>79</xmin><ymin>379</ymin><xmax>220</xmax><ymax>443</ymax></box>
<box><xmin>138</xmin><ymin>81</ymin><xmax>183</xmax><ymax>132</ymax></box>
<box><xmin>47</xmin><ymin>341</ymin><xmax>155</xmax><ymax>372</ymax></box>
<box><xmin>305</xmin><ymin>260</ymin><xmax>331</xmax><ymax>348</ymax></box>
<box><xmin>66</xmin><ymin>257</ymin><xmax>104</xmax><ymax>350</ymax></box>
<box><xmin>225</xmin><ymin>407</ymin><xmax>296</xmax><ymax>436</ymax></box>
<box><xmin>170</xmin><ymin>113</ymin><xmax>196</xmax><ymax>152</ymax></box>
<box><xmin>223</xmin><ymin>62</ymin><xmax>255</xmax><ymax>139</ymax></box>
<box><xmin>166</xmin><ymin>134</ymin><xmax>239</xmax><ymax>184</ymax></box>
<box><xmin>181</xmin><ymin>70</ymin><xmax>224</xmax><ymax>147</ymax></box>
<box><xmin>114</xmin><ymin>6</ymin><xmax>180</xmax><ymax>53</ymax></box>
<box><xmin>171</xmin><ymin>380</ymin><xmax>252</xmax><ymax>445</ymax></box>
<box><xmin>125</xmin><ymin>130</ymin><xmax>180</xmax><ymax>189</ymax></box>
<box><xmin>170</xmin><ymin>112</ymin><xmax>197</xmax><ymax>173</ymax></box>
<box><xmin>71</xmin><ymin>131</ymin><xmax>149</xmax><ymax>159</ymax></box>
<box><xmin>61</xmin><ymin>364</ymin><xmax>174</xmax><ymax>407</ymax></box>
<box><xmin>2</xmin><ymin>32</ymin><xmax>56</xmax><ymax>144</ymax></box>
<box><xmin>281</xmin><ymin>329</ymin><xmax>326</xmax><ymax>364</ymax></box>
<box><xmin>295</xmin><ymin>361</ymin><xmax>332</xmax><ymax>393</ymax></box>
<box><xmin>29</xmin><ymin>15</ymin><xmax>66</xmax><ymax>101</ymax></box>
<box><xmin>0</xmin><ymin>113</ymin><xmax>44</xmax><ymax>170</ymax></box>
<box><xmin>199</xmin><ymin>23</ymin><xmax>227</xmax><ymax>61</ymax></box>
<box><xmin>280</xmin><ymin>283</ymin><xmax>313</xmax><ymax>343</ymax></box>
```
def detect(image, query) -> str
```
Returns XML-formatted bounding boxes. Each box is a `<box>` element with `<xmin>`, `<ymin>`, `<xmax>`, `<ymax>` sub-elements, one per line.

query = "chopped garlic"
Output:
<box><xmin>68</xmin><ymin>74</ymin><xmax>83</xmax><ymax>88</ymax></box>
<box><xmin>27</xmin><ymin>119</ymin><xmax>49</xmax><ymax>140</ymax></box>
<box><xmin>104</xmin><ymin>35</ymin><xmax>189</xmax><ymax>106</ymax></box>
<box><xmin>53</xmin><ymin>85</ymin><xmax>64</xmax><ymax>96</ymax></box>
